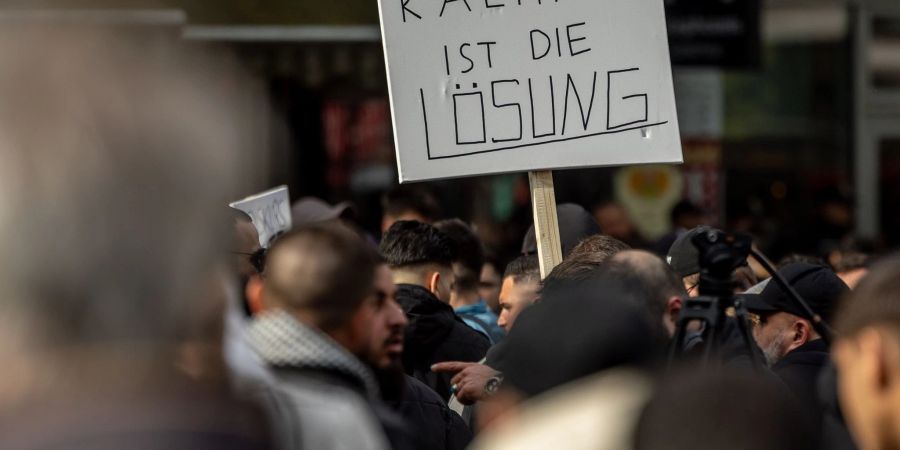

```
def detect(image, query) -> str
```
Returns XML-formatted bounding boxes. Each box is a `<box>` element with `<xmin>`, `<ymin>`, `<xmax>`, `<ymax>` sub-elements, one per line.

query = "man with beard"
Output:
<box><xmin>380</xmin><ymin>221</ymin><xmax>490</xmax><ymax>402</ymax></box>
<box><xmin>248</xmin><ymin>225</ymin><xmax>396</xmax><ymax>450</ymax></box>
<box><xmin>744</xmin><ymin>263</ymin><xmax>849</xmax><ymax>427</ymax></box>
<box><xmin>372</xmin><ymin>263</ymin><xmax>473</xmax><ymax>450</ymax></box>
<box><xmin>251</xmin><ymin>224</ymin><xmax>470</xmax><ymax>450</ymax></box>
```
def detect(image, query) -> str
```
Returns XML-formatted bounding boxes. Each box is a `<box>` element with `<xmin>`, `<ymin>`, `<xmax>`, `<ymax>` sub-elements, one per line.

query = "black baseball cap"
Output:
<box><xmin>666</xmin><ymin>226</ymin><xmax>712</xmax><ymax>277</ymax></box>
<box><xmin>743</xmin><ymin>263</ymin><xmax>849</xmax><ymax>322</ymax></box>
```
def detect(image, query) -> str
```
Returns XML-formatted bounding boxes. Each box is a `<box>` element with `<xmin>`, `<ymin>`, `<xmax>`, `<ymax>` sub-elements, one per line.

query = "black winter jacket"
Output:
<box><xmin>396</xmin><ymin>284</ymin><xmax>490</xmax><ymax>402</ymax></box>
<box><xmin>774</xmin><ymin>339</ymin><xmax>829</xmax><ymax>419</ymax></box>
<box><xmin>385</xmin><ymin>375</ymin><xmax>472</xmax><ymax>450</ymax></box>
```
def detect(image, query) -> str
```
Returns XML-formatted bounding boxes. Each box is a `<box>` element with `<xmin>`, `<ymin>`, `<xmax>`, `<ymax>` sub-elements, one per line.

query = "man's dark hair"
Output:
<box><xmin>434</xmin><ymin>219</ymin><xmax>484</xmax><ymax>292</ymax></box>
<box><xmin>541</xmin><ymin>234</ymin><xmax>629</xmax><ymax>292</ymax></box>
<box><xmin>264</xmin><ymin>224</ymin><xmax>380</xmax><ymax>331</ymax></box>
<box><xmin>832</xmin><ymin>251</ymin><xmax>870</xmax><ymax>273</ymax></box>
<box><xmin>777</xmin><ymin>253</ymin><xmax>828</xmax><ymax>269</ymax></box>
<box><xmin>835</xmin><ymin>254</ymin><xmax>900</xmax><ymax>337</ymax></box>
<box><xmin>381</xmin><ymin>185</ymin><xmax>442</xmax><ymax>222</ymax></box>
<box><xmin>379</xmin><ymin>220</ymin><xmax>455</xmax><ymax>269</ymax></box>
<box><xmin>600</xmin><ymin>250</ymin><xmax>686</xmax><ymax>328</ymax></box>
<box><xmin>503</xmin><ymin>254</ymin><xmax>541</xmax><ymax>284</ymax></box>
<box><xmin>541</xmin><ymin>258</ymin><xmax>601</xmax><ymax>293</ymax></box>
<box><xmin>568</xmin><ymin>234</ymin><xmax>630</xmax><ymax>260</ymax></box>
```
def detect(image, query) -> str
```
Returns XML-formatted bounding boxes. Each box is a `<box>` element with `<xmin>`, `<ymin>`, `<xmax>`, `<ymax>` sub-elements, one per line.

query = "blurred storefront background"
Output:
<box><xmin>3</xmin><ymin>0</ymin><xmax>898</xmax><ymax>261</ymax></box>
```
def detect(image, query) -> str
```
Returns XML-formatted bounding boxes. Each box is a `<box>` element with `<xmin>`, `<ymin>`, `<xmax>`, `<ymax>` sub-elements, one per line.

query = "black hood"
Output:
<box><xmin>395</xmin><ymin>284</ymin><xmax>458</xmax><ymax>361</ymax></box>
<box><xmin>395</xmin><ymin>284</ymin><xmax>492</xmax><ymax>402</ymax></box>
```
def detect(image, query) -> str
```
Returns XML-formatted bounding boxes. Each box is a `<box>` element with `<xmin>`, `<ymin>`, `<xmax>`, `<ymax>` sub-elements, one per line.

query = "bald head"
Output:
<box><xmin>602</xmin><ymin>250</ymin><xmax>687</xmax><ymax>335</ymax></box>
<box><xmin>264</xmin><ymin>224</ymin><xmax>379</xmax><ymax>330</ymax></box>
<box><xmin>605</xmin><ymin>250</ymin><xmax>685</xmax><ymax>298</ymax></box>
<box><xmin>609</xmin><ymin>250</ymin><xmax>670</xmax><ymax>271</ymax></box>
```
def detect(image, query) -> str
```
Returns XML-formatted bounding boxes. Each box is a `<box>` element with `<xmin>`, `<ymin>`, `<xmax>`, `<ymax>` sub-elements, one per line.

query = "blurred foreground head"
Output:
<box><xmin>0</xmin><ymin>28</ymin><xmax>266</xmax><ymax>409</ymax></box>
<box><xmin>833</xmin><ymin>255</ymin><xmax>900</xmax><ymax>450</ymax></box>
<box><xmin>498</xmin><ymin>275</ymin><xmax>663</xmax><ymax>398</ymax></box>
<box><xmin>471</xmin><ymin>275</ymin><xmax>661</xmax><ymax>448</ymax></box>
<box><xmin>635</xmin><ymin>370</ymin><xmax>814</xmax><ymax>450</ymax></box>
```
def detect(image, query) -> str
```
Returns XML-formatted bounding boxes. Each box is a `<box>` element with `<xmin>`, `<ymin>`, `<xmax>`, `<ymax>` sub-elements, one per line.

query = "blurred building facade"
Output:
<box><xmin>4</xmin><ymin>0</ymin><xmax>898</xmax><ymax>259</ymax></box>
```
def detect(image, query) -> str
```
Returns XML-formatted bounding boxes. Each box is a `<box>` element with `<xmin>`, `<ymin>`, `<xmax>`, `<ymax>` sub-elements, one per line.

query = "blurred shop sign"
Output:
<box><xmin>682</xmin><ymin>140</ymin><xmax>723</xmax><ymax>226</ymax></box>
<box><xmin>615</xmin><ymin>165</ymin><xmax>683</xmax><ymax>240</ymax></box>
<box><xmin>665</xmin><ymin>0</ymin><xmax>761</xmax><ymax>68</ymax></box>
<box><xmin>673</xmin><ymin>69</ymin><xmax>723</xmax><ymax>139</ymax></box>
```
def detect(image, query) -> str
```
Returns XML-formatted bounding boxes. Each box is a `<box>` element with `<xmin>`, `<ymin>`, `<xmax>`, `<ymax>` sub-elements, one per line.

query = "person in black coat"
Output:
<box><xmin>745</xmin><ymin>263</ymin><xmax>850</xmax><ymax>441</ymax></box>
<box><xmin>378</xmin><ymin>368</ymin><xmax>472</xmax><ymax>450</ymax></box>
<box><xmin>380</xmin><ymin>221</ymin><xmax>491</xmax><ymax>402</ymax></box>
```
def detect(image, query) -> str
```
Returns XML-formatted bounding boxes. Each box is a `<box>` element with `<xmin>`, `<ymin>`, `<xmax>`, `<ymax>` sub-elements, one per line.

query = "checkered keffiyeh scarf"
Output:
<box><xmin>248</xmin><ymin>309</ymin><xmax>380</xmax><ymax>399</ymax></box>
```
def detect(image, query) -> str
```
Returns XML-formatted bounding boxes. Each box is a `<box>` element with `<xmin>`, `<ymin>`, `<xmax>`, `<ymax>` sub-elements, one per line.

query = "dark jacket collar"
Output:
<box><xmin>395</xmin><ymin>284</ymin><xmax>460</xmax><ymax>358</ymax></box>
<box><xmin>395</xmin><ymin>284</ymin><xmax>452</xmax><ymax>314</ymax></box>
<box><xmin>792</xmin><ymin>338</ymin><xmax>829</xmax><ymax>354</ymax></box>
<box><xmin>774</xmin><ymin>338</ymin><xmax>829</xmax><ymax>370</ymax></box>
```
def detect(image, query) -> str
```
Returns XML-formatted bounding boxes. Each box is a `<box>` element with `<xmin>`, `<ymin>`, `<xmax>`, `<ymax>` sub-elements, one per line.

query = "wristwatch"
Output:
<box><xmin>483</xmin><ymin>374</ymin><xmax>504</xmax><ymax>396</ymax></box>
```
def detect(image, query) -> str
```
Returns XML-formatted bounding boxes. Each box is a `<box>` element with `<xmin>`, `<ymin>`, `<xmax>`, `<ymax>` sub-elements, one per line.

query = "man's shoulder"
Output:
<box><xmin>268</xmin><ymin>370</ymin><xmax>371</xmax><ymax>410</ymax></box>
<box><xmin>258</xmin><ymin>374</ymin><xmax>390</xmax><ymax>450</ymax></box>
<box><xmin>444</xmin><ymin>319</ymin><xmax>491</xmax><ymax>355</ymax></box>
<box><xmin>402</xmin><ymin>375</ymin><xmax>448</xmax><ymax>406</ymax></box>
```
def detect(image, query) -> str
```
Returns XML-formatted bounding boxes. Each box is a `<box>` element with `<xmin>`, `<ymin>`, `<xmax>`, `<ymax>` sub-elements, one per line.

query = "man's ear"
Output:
<box><xmin>666</xmin><ymin>297</ymin><xmax>683</xmax><ymax>322</ymax></box>
<box><xmin>427</xmin><ymin>271</ymin><xmax>441</xmax><ymax>297</ymax></box>
<box><xmin>663</xmin><ymin>297</ymin><xmax>682</xmax><ymax>335</ymax></box>
<box><xmin>789</xmin><ymin>319</ymin><xmax>813</xmax><ymax>351</ymax></box>
<box><xmin>246</xmin><ymin>274</ymin><xmax>265</xmax><ymax>315</ymax></box>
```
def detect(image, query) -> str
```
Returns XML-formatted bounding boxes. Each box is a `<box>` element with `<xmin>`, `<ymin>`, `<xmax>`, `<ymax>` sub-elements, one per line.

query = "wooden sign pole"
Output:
<box><xmin>528</xmin><ymin>170</ymin><xmax>563</xmax><ymax>279</ymax></box>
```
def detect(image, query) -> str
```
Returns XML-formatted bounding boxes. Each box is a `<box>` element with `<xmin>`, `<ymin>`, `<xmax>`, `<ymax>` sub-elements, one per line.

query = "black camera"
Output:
<box><xmin>692</xmin><ymin>229</ymin><xmax>753</xmax><ymax>298</ymax></box>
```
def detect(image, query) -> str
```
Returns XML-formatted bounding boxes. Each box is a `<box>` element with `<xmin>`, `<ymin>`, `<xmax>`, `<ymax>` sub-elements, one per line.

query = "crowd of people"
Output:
<box><xmin>1</xmin><ymin>29</ymin><xmax>899</xmax><ymax>450</ymax></box>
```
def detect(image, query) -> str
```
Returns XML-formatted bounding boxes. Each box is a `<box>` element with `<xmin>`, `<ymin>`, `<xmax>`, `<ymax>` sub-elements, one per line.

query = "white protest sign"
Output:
<box><xmin>378</xmin><ymin>0</ymin><xmax>683</xmax><ymax>182</ymax></box>
<box><xmin>229</xmin><ymin>185</ymin><xmax>292</xmax><ymax>248</ymax></box>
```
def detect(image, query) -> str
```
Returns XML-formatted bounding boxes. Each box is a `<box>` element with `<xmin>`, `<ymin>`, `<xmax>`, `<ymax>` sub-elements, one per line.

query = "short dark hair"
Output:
<box><xmin>264</xmin><ymin>224</ymin><xmax>380</xmax><ymax>330</ymax></box>
<box><xmin>541</xmin><ymin>234</ymin><xmax>629</xmax><ymax>292</ymax></box>
<box><xmin>835</xmin><ymin>254</ymin><xmax>900</xmax><ymax>337</ymax></box>
<box><xmin>503</xmin><ymin>255</ymin><xmax>541</xmax><ymax>284</ymax></box>
<box><xmin>379</xmin><ymin>220</ymin><xmax>455</xmax><ymax>269</ymax></box>
<box><xmin>832</xmin><ymin>251</ymin><xmax>870</xmax><ymax>273</ymax></box>
<box><xmin>434</xmin><ymin>219</ymin><xmax>484</xmax><ymax>292</ymax></box>
<box><xmin>381</xmin><ymin>185</ymin><xmax>442</xmax><ymax>222</ymax></box>
<box><xmin>542</xmin><ymin>258</ymin><xmax>601</xmax><ymax>293</ymax></box>
<box><xmin>777</xmin><ymin>254</ymin><xmax>827</xmax><ymax>269</ymax></box>
<box><xmin>568</xmin><ymin>234</ymin><xmax>630</xmax><ymax>260</ymax></box>
<box><xmin>601</xmin><ymin>250</ymin><xmax>686</xmax><ymax>326</ymax></box>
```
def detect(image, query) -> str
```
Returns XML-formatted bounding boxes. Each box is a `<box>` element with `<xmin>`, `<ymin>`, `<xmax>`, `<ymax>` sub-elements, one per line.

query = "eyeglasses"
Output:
<box><xmin>230</xmin><ymin>248</ymin><xmax>267</xmax><ymax>274</ymax></box>
<box><xmin>747</xmin><ymin>312</ymin><xmax>762</xmax><ymax>327</ymax></box>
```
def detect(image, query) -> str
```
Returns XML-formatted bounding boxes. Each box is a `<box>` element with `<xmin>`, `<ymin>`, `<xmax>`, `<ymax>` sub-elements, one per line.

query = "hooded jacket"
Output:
<box><xmin>248</xmin><ymin>310</ymin><xmax>390</xmax><ymax>450</ymax></box>
<box><xmin>396</xmin><ymin>284</ymin><xmax>491</xmax><ymax>402</ymax></box>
